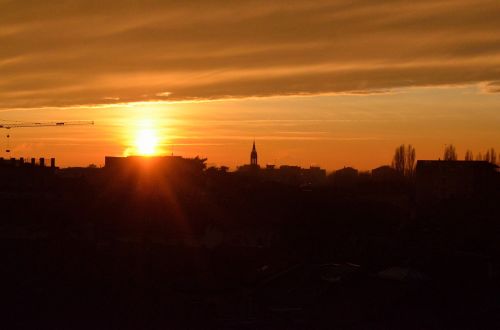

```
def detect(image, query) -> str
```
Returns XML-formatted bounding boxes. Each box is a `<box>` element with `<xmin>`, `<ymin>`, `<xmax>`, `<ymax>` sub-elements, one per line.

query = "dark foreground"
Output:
<box><xmin>0</xmin><ymin>165</ymin><xmax>499</xmax><ymax>329</ymax></box>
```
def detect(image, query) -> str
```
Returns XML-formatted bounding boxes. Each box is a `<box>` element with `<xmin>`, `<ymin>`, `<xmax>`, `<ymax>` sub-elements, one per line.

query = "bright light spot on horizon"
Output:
<box><xmin>122</xmin><ymin>116</ymin><xmax>166</xmax><ymax>157</ymax></box>
<box><xmin>135</xmin><ymin>128</ymin><xmax>159</xmax><ymax>156</ymax></box>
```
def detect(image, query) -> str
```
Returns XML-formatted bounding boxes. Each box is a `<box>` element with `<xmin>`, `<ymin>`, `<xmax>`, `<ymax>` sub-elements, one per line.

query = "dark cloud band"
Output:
<box><xmin>1</xmin><ymin>0</ymin><xmax>499</xmax><ymax>108</ymax></box>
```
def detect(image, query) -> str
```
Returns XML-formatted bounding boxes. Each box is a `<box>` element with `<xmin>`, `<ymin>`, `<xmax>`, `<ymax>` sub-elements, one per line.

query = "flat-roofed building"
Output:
<box><xmin>416</xmin><ymin>160</ymin><xmax>498</xmax><ymax>208</ymax></box>
<box><xmin>105</xmin><ymin>155</ymin><xmax>206</xmax><ymax>174</ymax></box>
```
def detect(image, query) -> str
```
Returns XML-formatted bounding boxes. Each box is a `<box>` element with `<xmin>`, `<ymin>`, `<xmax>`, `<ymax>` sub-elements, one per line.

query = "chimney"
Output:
<box><xmin>31</xmin><ymin>158</ymin><xmax>36</xmax><ymax>166</ymax></box>
<box><xmin>39</xmin><ymin>157</ymin><xmax>45</xmax><ymax>167</ymax></box>
<box><xmin>50</xmin><ymin>158</ymin><xmax>56</xmax><ymax>168</ymax></box>
<box><xmin>19</xmin><ymin>157</ymin><xmax>24</xmax><ymax>165</ymax></box>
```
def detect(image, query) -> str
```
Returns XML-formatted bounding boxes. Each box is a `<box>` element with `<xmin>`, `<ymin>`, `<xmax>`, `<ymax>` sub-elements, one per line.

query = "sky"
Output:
<box><xmin>1</xmin><ymin>0</ymin><xmax>499</xmax><ymax>170</ymax></box>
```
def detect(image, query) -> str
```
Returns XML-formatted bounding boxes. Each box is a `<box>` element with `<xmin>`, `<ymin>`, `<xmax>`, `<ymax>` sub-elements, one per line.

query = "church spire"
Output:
<box><xmin>250</xmin><ymin>140</ymin><xmax>258</xmax><ymax>165</ymax></box>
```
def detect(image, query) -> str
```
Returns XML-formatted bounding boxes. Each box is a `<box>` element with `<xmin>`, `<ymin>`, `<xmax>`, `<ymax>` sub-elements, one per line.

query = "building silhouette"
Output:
<box><xmin>250</xmin><ymin>140</ymin><xmax>258</xmax><ymax>166</ymax></box>
<box><xmin>104</xmin><ymin>155</ymin><xmax>207</xmax><ymax>189</ymax></box>
<box><xmin>332</xmin><ymin>166</ymin><xmax>359</xmax><ymax>187</ymax></box>
<box><xmin>416</xmin><ymin>160</ymin><xmax>499</xmax><ymax>209</ymax></box>
<box><xmin>371</xmin><ymin>165</ymin><xmax>402</xmax><ymax>182</ymax></box>
<box><xmin>105</xmin><ymin>155</ymin><xmax>206</xmax><ymax>174</ymax></box>
<box><xmin>237</xmin><ymin>141</ymin><xmax>326</xmax><ymax>185</ymax></box>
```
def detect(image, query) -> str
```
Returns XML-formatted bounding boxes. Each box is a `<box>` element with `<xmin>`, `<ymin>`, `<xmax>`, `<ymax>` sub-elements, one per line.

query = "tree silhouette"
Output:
<box><xmin>484</xmin><ymin>148</ymin><xmax>497</xmax><ymax>164</ymax></box>
<box><xmin>405</xmin><ymin>144</ymin><xmax>416</xmax><ymax>177</ymax></box>
<box><xmin>392</xmin><ymin>145</ymin><xmax>405</xmax><ymax>175</ymax></box>
<box><xmin>391</xmin><ymin>144</ymin><xmax>416</xmax><ymax>177</ymax></box>
<box><xmin>443</xmin><ymin>144</ymin><xmax>457</xmax><ymax>161</ymax></box>
<box><xmin>485</xmin><ymin>150</ymin><xmax>491</xmax><ymax>162</ymax></box>
<box><xmin>464</xmin><ymin>150</ymin><xmax>474</xmax><ymax>161</ymax></box>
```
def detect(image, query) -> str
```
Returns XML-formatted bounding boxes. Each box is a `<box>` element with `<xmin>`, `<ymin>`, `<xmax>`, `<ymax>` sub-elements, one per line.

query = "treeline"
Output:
<box><xmin>442</xmin><ymin>144</ymin><xmax>497</xmax><ymax>163</ymax></box>
<box><xmin>391</xmin><ymin>144</ymin><xmax>498</xmax><ymax>177</ymax></box>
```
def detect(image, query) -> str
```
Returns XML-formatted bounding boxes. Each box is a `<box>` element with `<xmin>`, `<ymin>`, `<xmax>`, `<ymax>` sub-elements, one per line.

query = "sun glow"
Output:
<box><xmin>135</xmin><ymin>128</ymin><xmax>159</xmax><ymax>155</ymax></box>
<box><xmin>122</xmin><ymin>108</ymin><xmax>173</xmax><ymax>157</ymax></box>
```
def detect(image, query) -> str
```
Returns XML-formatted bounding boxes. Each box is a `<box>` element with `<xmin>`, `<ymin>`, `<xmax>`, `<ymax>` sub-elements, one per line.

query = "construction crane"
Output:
<box><xmin>0</xmin><ymin>120</ymin><xmax>94</xmax><ymax>129</ymax></box>
<box><xmin>0</xmin><ymin>120</ymin><xmax>94</xmax><ymax>153</ymax></box>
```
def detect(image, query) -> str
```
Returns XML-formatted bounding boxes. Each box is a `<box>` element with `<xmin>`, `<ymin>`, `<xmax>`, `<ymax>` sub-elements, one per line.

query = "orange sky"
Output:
<box><xmin>1</xmin><ymin>1</ymin><xmax>499</xmax><ymax>170</ymax></box>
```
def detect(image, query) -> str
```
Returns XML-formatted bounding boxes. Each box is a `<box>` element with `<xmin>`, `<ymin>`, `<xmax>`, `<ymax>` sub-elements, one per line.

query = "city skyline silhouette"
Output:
<box><xmin>1</xmin><ymin>1</ymin><xmax>499</xmax><ymax>169</ymax></box>
<box><xmin>1</xmin><ymin>1</ymin><xmax>500</xmax><ymax>329</ymax></box>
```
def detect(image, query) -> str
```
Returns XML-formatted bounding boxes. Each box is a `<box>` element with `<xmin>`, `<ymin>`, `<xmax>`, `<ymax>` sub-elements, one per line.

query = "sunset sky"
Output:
<box><xmin>1</xmin><ymin>0</ymin><xmax>499</xmax><ymax>170</ymax></box>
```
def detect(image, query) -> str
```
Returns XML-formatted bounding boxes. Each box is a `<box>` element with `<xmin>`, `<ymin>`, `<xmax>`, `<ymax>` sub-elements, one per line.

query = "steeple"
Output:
<box><xmin>250</xmin><ymin>140</ymin><xmax>258</xmax><ymax>165</ymax></box>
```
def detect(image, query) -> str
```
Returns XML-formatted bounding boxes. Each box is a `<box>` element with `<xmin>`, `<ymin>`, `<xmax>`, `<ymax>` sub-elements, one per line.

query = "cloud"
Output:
<box><xmin>480</xmin><ymin>81</ymin><xmax>500</xmax><ymax>93</ymax></box>
<box><xmin>1</xmin><ymin>0</ymin><xmax>500</xmax><ymax>108</ymax></box>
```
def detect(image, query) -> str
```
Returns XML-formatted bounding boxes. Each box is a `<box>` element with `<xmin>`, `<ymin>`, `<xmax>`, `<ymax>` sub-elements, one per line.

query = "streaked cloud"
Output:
<box><xmin>1</xmin><ymin>0</ymin><xmax>500</xmax><ymax>108</ymax></box>
<box><xmin>481</xmin><ymin>81</ymin><xmax>500</xmax><ymax>93</ymax></box>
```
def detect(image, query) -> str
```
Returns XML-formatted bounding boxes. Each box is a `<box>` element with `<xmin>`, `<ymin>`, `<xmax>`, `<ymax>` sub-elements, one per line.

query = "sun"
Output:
<box><xmin>135</xmin><ymin>128</ymin><xmax>158</xmax><ymax>156</ymax></box>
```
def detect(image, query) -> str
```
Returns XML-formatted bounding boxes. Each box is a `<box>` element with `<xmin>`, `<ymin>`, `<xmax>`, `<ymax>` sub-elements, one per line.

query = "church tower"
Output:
<box><xmin>250</xmin><ymin>140</ymin><xmax>258</xmax><ymax>165</ymax></box>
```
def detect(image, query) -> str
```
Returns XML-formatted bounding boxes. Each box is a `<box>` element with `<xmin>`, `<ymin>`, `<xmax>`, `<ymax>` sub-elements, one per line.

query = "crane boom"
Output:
<box><xmin>0</xmin><ymin>120</ymin><xmax>94</xmax><ymax>129</ymax></box>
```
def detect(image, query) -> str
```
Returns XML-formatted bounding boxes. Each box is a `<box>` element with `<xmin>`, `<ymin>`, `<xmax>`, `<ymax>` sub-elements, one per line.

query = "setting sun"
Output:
<box><xmin>135</xmin><ymin>129</ymin><xmax>159</xmax><ymax>156</ymax></box>
<box><xmin>2</xmin><ymin>2</ymin><xmax>500</xmax><ymax>327</ymax></box>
